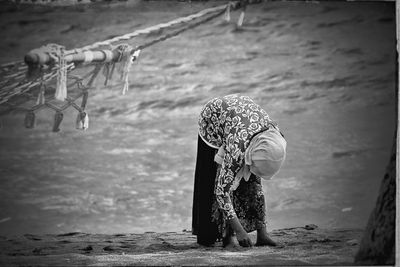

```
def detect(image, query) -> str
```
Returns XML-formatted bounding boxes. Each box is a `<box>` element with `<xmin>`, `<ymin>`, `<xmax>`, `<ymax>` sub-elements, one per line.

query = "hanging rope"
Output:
<box><xmin>74</xmin><ymin>2</ymin><xmax>238</xmax><ymax>53</ymax></box>
<box><xmin>0</xmin><ymin>0</ymin><xmax>249</xmax><ymax>131</ymax></box>
<box><xmin>136</xmin><ymin>8</ymin><xmax>228</xmax><ymax>51</ymax></box>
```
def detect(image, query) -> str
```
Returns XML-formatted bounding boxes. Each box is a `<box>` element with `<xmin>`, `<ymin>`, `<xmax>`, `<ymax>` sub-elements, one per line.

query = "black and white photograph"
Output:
<box><xmin>0</xmin><ymin>0</ymin><xmax>397</xmax><ymax>265</ymax></box>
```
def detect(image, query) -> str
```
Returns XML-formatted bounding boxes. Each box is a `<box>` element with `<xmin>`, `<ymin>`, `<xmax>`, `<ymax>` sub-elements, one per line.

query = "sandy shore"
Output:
<box><xmin>0</xmin><ymin>226</ymin><xmax>363</xmax><ymax>266</ymax></box>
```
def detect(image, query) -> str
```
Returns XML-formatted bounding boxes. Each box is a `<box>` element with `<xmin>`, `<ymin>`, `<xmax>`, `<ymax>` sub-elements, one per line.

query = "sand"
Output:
<box><xmin>0</xmin><ymin>226</ymin><xmax>363</xmax><ymax>266</ymax></box>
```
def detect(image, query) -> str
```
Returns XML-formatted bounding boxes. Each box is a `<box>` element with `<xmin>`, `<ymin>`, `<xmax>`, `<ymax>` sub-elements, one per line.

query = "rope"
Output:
<box><xmin>0</xmin><ymin>63</ymin><xmax>75</xmax><ymax>105</ymax></box>
<box><xmin>0</xmin><ymin>2</ymin><xmax>236</xmax><ymax>72</ymax></box>
<box><xmin>72</xmin><ymin>2</ymin><xmax>237</xmax><ymax>52</ymax></box>
<box><xmin>0</xmin><ymin>60</ymin><xmax>25</xmax><ymax>69</ymax></box>
<box><xmin>136</xmin><ymin>8</ymin><xmax>227</xmax><ymax>51</ymax></box>
<box><xmin>0</xmin><ymin>0</ymin><xmax>247</xmax><ymax>131</ymax></box>
<box><xmin>2</xmin><ymin>2</ymin><xmax>240</xmax><ymax>69</ymax></box>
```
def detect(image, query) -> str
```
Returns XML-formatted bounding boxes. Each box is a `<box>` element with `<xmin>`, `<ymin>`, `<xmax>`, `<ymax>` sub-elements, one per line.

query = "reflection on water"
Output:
<box><xmin>0</xmin><ymin>1</ymin><xmax>396</xmax><ymax>235</ymax></box>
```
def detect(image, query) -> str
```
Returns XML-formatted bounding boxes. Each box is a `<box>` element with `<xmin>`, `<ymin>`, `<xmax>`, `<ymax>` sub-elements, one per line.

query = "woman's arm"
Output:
<box><xmin>215</xmin><ymin>95</ymin><xmax>259</xmax><ymax>246</ymax></box>
<box><xmin>215</xmin><ymin>151</ymin><xmax>253</xmax><ymax>247</ymax></box>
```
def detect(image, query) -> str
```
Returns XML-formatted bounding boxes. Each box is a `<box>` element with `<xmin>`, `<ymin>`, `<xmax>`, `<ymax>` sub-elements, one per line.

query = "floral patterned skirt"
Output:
<box><xmin>192</xmin><ymin>135</ymin><xmax>266</xmax><ymax>245</ymax></box>
<box><xmin>212</xmin><ymin>167</ymin><xmax>267</xmax><ymax>240</ymax></box>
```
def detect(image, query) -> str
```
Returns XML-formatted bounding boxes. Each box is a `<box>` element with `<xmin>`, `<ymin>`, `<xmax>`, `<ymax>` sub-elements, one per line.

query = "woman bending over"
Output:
<box><xmin>192</xmin><ymin>94</ymin><xmax>287</xmax><ymax>247</ymax></box>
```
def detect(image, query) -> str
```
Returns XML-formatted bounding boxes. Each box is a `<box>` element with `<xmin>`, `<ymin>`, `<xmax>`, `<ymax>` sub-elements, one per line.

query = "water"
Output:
<box><xmin>0</xmin><ymin>1</ymin><xmax>396</xmax><ymax>235</ymax></box>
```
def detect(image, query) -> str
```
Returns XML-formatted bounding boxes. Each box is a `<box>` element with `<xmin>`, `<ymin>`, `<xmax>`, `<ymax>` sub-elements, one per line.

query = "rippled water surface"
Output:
<box><xmin>0</xmin><ymin>1</ymin><xmax>396</xmax><ymax>235</ymax></box>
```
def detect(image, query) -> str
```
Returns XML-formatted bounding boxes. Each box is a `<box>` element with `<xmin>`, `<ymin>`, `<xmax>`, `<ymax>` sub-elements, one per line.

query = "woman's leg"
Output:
<box><xmin>256</xmin><ymin>226</ymin><xmax>277</xmax><ymax>246</ymax></box>
<box><xmin>232</xmin><ymin>174</ymin><xmax>276</xmax><ymax>246</ymax></box>
<box><xmin>192</xmin><ymin>135</ymin><xmax>219</xmax><ymax>246</ymax></box>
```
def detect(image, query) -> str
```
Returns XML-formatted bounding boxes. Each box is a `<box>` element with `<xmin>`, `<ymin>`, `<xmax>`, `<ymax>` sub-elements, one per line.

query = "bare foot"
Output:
<box><xmin>223</xmin><ymin>235</ymin><xmax>240</xmax><ymax>249</ymax></box>
<box><xmin>256</xmin><ymin>234</ymin><xmax>277</xmax><ymax>247</ymax></box>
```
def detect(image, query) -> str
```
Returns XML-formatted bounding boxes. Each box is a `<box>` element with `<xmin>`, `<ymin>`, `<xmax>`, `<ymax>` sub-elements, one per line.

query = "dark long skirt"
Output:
<box><xmin>192</xmin><ymin>135</ymin><xmax>266</xmax><ymax>246</ymax></box>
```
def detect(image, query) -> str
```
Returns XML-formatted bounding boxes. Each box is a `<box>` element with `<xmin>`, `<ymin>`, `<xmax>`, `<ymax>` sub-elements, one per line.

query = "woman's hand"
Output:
<box><xmin>236</xmin><ymin>231</ymin><xmax>253</xmax><ymax>247</ymax></box>
<box><xmin>229</xmin><ymin>216</ymin><xmax>253</xmax><ymax>247</ymax></box>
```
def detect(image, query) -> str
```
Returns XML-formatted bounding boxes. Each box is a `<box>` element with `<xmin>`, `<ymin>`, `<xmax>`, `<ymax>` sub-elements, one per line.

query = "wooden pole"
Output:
<box><xmin>24</xmin><ymin>49</ymin><xmax>120</xmax><ymax>66</ymax></box>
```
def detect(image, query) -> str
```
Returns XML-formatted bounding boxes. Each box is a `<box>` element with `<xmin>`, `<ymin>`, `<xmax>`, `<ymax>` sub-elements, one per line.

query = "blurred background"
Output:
<box><xmin>0</xmin><ymin>0</ymin><xmax>396</xmax><ymax>235</ymax></box>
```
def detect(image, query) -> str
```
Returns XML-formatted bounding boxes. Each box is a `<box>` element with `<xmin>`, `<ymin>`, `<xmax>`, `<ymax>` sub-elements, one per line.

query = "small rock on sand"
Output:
<box><xmin>305</xmin><ymin>224</ymin><xmax>318</xmax><ymax>230</ymax></box>
<box><xmin>347</xmin><ymin>239</ymin><xmax>359</xmax><ymax>246</ymax></box>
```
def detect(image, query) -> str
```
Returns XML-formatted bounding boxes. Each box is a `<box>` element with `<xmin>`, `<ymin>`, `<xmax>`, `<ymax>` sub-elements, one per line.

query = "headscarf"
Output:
<box><xmin>237</xmin><ymin>127</ymin><xmax>287</xmax><ymax>181</ymax></box>
<box><xmin>214</xmin><ymin>127</ymin><xmax>287</xmax><ymax>181</ymax></box>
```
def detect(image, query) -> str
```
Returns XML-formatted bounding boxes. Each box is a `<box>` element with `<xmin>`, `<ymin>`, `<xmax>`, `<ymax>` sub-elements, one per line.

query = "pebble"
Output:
<box><xmin>341</xmin><ymin>207</ymin><xmax>353</xmax><ymax>212</ymax></box>
<box><xmin>82</xmin><ymin>245</ymin><xmax>93</xmax><ymax>251</ymax></box>
<box><xmin>346</xmin><ymin>239</ymin><xmax>358</xmax><ymax>246</ymax></box>
<box><xmin>103</xmin><ymin>246</ymin><xmax>115</xmax><ymax>251</ymax></box>
<box><xmin>304</xmin><ymin>224</ymin><xmax>318</xmax><ymax>230</ymax></box>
